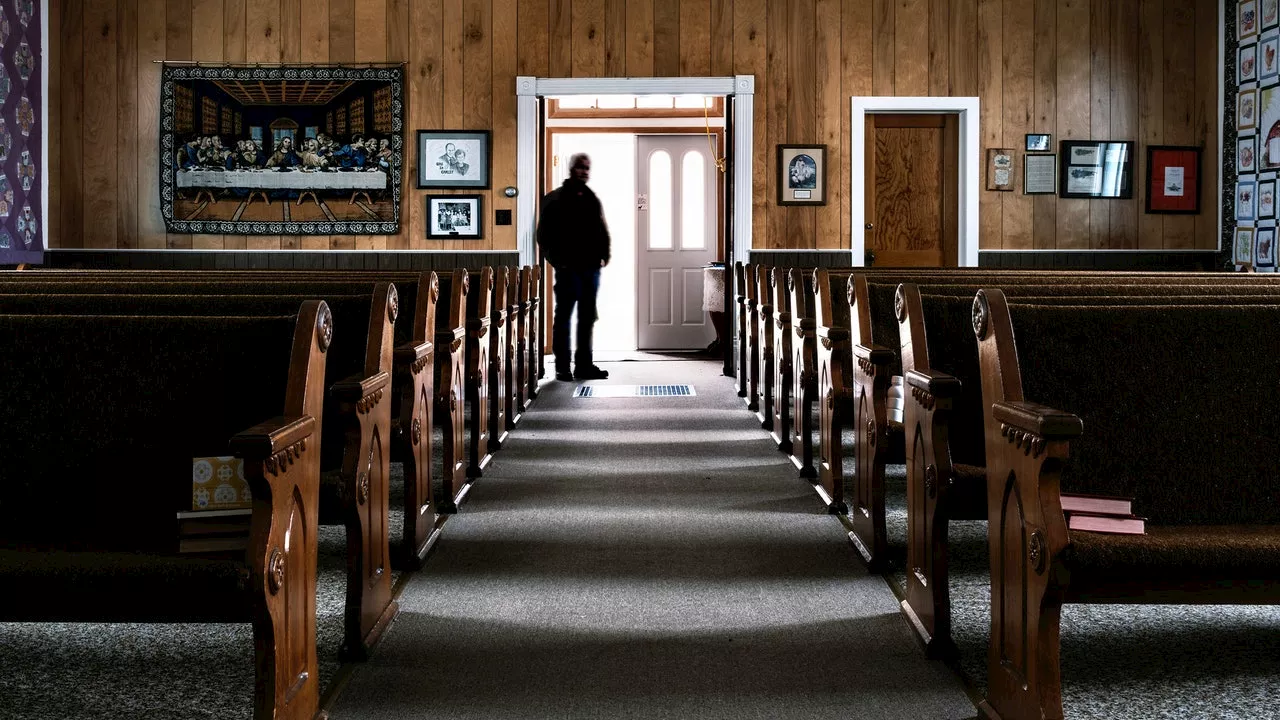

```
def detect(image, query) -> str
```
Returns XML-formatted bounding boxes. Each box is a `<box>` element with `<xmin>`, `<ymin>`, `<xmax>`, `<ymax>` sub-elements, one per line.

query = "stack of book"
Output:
<box><xmin>1060</xmin><ymin>493</ymin><xmax>1146</xmax><ymax>535</ymax></box>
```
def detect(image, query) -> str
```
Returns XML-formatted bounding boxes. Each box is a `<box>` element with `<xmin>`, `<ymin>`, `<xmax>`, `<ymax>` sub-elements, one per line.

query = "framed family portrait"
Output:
<box><xmin>776</xmin><ymin>144</ymin><xmax>827</xmax><ymax>205</ymax></box>
<box><xmin>426</xmin><ymin>194</ymin><xmax>484</xmax><ymax>239</ymax></box>
<box><xmin>417</xmin><ymin>130</ymin><xmax>491</xmax><ymax>188</ymax></box>
<box><xmin>1058</xmin><ymin>140</ymin><xmax>1135</xmax><ymax>199</ymax></box>
<box><xmin>1145</xmin><ymin>145</ymin><xmax>1202</xmax><ymax>214</ymax></box>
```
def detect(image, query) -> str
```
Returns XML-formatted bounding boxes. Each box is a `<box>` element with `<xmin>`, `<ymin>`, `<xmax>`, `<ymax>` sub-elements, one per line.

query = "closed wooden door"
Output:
<box><xmin>864</xmin><ymin>114</ymin><xmax>959</xmax><ymax>267</ymax></box>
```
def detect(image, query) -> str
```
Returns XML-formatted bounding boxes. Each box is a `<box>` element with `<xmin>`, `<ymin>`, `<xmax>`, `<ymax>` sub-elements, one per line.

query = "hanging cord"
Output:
<box><xmin>705</xmin><ymin>99</ymin><xmax>727</xmax><ymax>173</ymax></box>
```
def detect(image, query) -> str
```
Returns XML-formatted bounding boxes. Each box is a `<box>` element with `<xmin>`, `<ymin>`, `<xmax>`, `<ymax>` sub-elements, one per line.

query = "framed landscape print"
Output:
<box><xmin>417</xmin><ymin>130</ymin><xmax>491</xmax><ymax>189</ymax></box>
<box><xmin>1146</xmin><ymin>146</ymin><xmax>1202</xmax><ymax>214</ymax></box>
<box><xmin>1058</xmin><ymin>140</ymin><xmax>1134</xmax><ymax>199</ymax></box>
<box><xmin>776</xmin><ymin>144</ymin><xmax>827</xmax><ymax>205</ymax></box>
<box><xmin>426</xmin><ymin>194</ymin><xmax>484</xmax><ymax>239</ymax></box>
<box><xmin>160</xmin><ymin>64</ymin><xmax>405</xmax><ymax>235</ymax></box>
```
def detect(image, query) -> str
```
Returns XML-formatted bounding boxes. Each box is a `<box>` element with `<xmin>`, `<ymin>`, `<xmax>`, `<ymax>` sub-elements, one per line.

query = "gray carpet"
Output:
<box><xmin>330</xmin><ymin>359</ymin><xmax>976</xmax><ymax>720</ymax></box>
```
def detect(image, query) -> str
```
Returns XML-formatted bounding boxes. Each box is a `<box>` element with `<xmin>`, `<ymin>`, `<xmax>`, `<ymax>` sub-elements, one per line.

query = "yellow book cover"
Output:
<box><xmin>192</xmin><ymin>456</ymin><xmax>252</xmax><ymax>511</ymax></box>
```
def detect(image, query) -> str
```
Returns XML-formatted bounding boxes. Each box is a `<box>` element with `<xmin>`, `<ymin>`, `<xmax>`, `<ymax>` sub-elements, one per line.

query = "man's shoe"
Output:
<box><xmin>555</xmin><ymin>371</ymin><xmax>575</xmax><ymax>382</ymax></box>
<box><xmin>574</xmin><ymin>365</ymin><xmax>609</xmax><ymax>380</ymax></box>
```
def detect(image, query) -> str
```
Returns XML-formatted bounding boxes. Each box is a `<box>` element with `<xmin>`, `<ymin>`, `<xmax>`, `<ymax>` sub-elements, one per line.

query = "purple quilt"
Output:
<box><xmin>0</xmin><ymin>0</ymin><xmax>40</xmax><ymax>265</ymax></box>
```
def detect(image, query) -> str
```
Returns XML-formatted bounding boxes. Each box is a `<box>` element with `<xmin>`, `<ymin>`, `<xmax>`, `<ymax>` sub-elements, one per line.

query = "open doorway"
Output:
<box><xmin>543</xmin><ymin>95</ymin><xmax>726</xmax><ymax>357</ymax></box>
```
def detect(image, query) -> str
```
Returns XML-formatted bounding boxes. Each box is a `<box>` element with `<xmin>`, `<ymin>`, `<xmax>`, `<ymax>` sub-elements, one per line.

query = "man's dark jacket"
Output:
<box><xmin>537</xmin><ymin>178</ymin><xmax>611</xmax><ymax>270</ymax></box>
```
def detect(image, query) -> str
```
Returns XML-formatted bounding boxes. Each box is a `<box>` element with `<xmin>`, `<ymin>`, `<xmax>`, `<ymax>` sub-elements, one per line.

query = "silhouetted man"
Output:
<box><xmin>536</xmin><ymin>153</ymin><xmax>611</xmax><ymax>381</ymax></box>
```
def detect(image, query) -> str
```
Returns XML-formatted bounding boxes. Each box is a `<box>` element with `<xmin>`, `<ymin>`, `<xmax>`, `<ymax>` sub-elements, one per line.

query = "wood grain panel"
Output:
<box><xmin>950</xmin><ymin>0</ymin><xmax>978</xmax><ymax>96</ymax></box>
<box><xmin>329</xmin><ymin>0</ymin><xmax>361</xmax><ymax>250</ymax></box>
<box><xmin>117</xmin><ymin>0</ymin><xmax>139</xmax><ymax>248</ymax></box>
<box><xmin>845</xmin><ymin>0</ymin><xmax>874</xmax><ymax>253</ymax></box>
<box><xmin>652</xmin><ymin>0</ymin><xmax>679</xmax><ymax>76</ymax></box>
<box><xmin>84</xmin><ymin>0</ymin><xmax>119</xmax><ymax>249</ymax></box>
<box><xmin>166</xmin><ymin>0</ymin><xmax>192</xmax><ymax>249</ymax></box>
<box><xmin>1136</xmin><ymin>0</ymin><xmax>1164</xmax><ymax>249</ymax></box>
<box><xmin>1193</xmin><ymin>0</ymin><xmax>1218</xmax><ymax>250</ymax></box>
<box><xmin>409</xmin><ymin>0</ymin><xmax>444</xmax><ymax>249</ymax></box>
<box><xmin>571</xmin><ymin>0</ymin><xmax>606</xmax><ymax>77</ymax></box>
<box><xmin>462</xmin><ymin>0</ymin><xmax>493</xmax><ymax>251</ymax></box>
<box><xmin>872</xmin><ymin>0</ymin><xmax>894</xmax><ymax>95</ymax></box>
<box><xmin>1054</xmin><ymin>0</ymin><xmax>1090</xmax><ymax>250</ymax></box>
<box><xmin>356</xmin><ymin>0</ymin><xmax>388</xmax><ymax>251</ymax></box>
<box><xmin>280</xmin><ymin>0</ymin><xmax>301</xmax><ymax>65</ymax></box>
<box><xmin>895</xmin><ymin>0</ymin><xmax>928</xmax><ymax>97</ymax></box>
<box><xmin>1088</xmin><ymin>0</ymin><xmax>1110</xmax><ymax>248</ymax></box>
<box><xmin>733</xmin><ymin>0</ymin><xmax>767</xmax><ymax>251</ymax></box>
<box><xmin>873</xmin><ymin>124</ymin><xmax>944</xmax><ymax>263</ymax></box>
<box><xmin>928</xmin><ymin>0</ymin><xmax>949</xmax><ymax>95</ymax></box>
<box><xmin>605</xmin><ymin>0</ymin><xmax>626</xmax><ymax>76</ymax></box>
<box><xmin>710</xmin><ymin>0</ymin><xmax>733</xmax><ymax>75</ymax></box>
<box><xmin>764</xmin><ymin>0</ymin><xmax>787</xmax><ymax>247</ymax></box>
<box><xmin>516</xmin><ymin>0</ymin><xmax>550</xmax><ymax>75</ymax></box>
<box><xmin>246</xmin><ymin>0</ymin><xmax>282</xmax><ymax>250</ymax></box>
<box><xmin>549</xmin><ymin>0</ymin><xmax>571</xmax><ymax>76</ymax></box>
<box><xmin>296</xmin><ymin>0</ymin><xmax>328</xmax><ymax>250</ymax></box>
<box><xmin>387</xmin><ymin>0</ymin><xmax>409</xmax><ymax>249</ymax></box>
<box><xmin>679</xmin><ymin>0</ymin><xmax>710</xmax><ymax>76</ymax></box>
<box><xmin>190</xmin><ymin>0</ymin><xmax>223</xmax><ymax>250</ymax></box>
<box><xmin>1162</xmin><ymin>0</ymin><xmax>1195</xmax><ymax>249</ymax></box>
<box><xmin>137</xmin><ymin>0</ymin><xmax>167</xmax><ymax>248</ymax></box>
<box><xmin>492</xmin><ymin>0</ymin><xmax>517</xmax><ymax>250</ymax></box>
<box><xmin>815</xmin><ymin>0</ymin><xmax>842</xmax><ymax>249</ymax></box>
<box><xmin>976</xmin><ymin>0</ymin><xmax>1001</xmax><ymax>248</ymax></box>
<box><xmin>787</xmin><ymin>0</ymin><xmax>816</xmax><ymax>248</ymax></box>
<box><xmin>626</xmin><ymin>0</ymin><xmax>655</xmax><ymax>75</ymax></box>
<box><xmin>1109</xmin><ymin>0</ymin><xmax>1139</xmax><ymax>249</ymax></box>
<box><xmin>221</xmin><ymin>0</ymin><xmax>244</xmax><ymax>257</ymax></box>
<box><xmin>1032</xmin><ymin>0</ymin><xmax>1057</xmax><ymax>248</ymax></box>
<box><xmin>1002</xmin><ymin>0</ymin><xmax>1033</xmax><ymax>249</ymax></box>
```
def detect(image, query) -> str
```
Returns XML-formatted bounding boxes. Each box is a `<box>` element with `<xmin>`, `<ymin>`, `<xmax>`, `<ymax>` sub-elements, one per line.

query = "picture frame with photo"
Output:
<box><xmin>1257</xmin><ymin>226</ymin><xmax>1277</xmax><ymax>268</ymax></box>
<box><xmin>1058</xmin><ymin>140</ymin><xmax>1134</xmax><ymax>199</ymax></box>
<box><xmin>1238</xmin><ymin>178</ymin><xmax>1258</xmax><ymax>222</ymax></box>
<box><xmin>1240</xmin><ymin>88</ymin><xmax>1259</xmax><ymax>132</ymax></box>
<box><xmin>1264</xmin><ymin>0</ymin><xmax>1278</xmax><ymax>29</ymax></box>
<box><xmin>1242</xmin><ymin>44</ymin><xmax>1259</xmax><ymax>83</ymax></box>
<box><xmin>1261</xmin><ymin>33</ymin><xmax>1279</xmax><ymax>81</ymax></box>
<box><xmin>1243</xmin><ymin>0</ymin><xmax>1260</xmax><ymax>42</ymax></box>
<box><xmin>776</xmin><ymin>144</ymin><xmax>828</xmax><ymax>205</ymax></box>
<box><xmin>1024</xmin><ymin>134</ymin><xmax>1051</xmax><ymax>152</ymax></box>
<box><xmin>1260</xmin><ymin>180</ymin><xmax>1277</xmax><ymax>218</ymax></box>
<box><xmin>1240</xmin><ymin>136</ymin><xmax>1257</xmax><ymax>174</ymax></box>
<box><xmin>417</xmin><ymin>130</ymin><xmax>491</xmax><ymax>189</ymax></box>
<box><xmin>986</xmin><ymin>148</ymin><xmax>1016</xmax><ymax>191</ymax></box>
<box><xmin>1146</xmin><ymin>145</ymin><xmax>1202</xmax><ymax>214</ymax></box>
<box><xmin>1237</xmin><ymin>226</ymin><xmax>1257</xmax><ymax>268</ymax></box>
<box><xmin>426</xmin><ymin>194</ymin><xmax>484</xmax><ymax>239</ymax></box>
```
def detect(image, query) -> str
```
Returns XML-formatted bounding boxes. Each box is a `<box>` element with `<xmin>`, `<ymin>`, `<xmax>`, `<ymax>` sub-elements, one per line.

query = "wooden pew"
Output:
<box><xmin>433</xmin><ymin>270</ymin><xmax>471</xmax><ymax>512</ymax></box>
<box><xmin>0</xmin><ymin>305</ymin><xmax>329</xmax><ymax>720</ymax></box>
<box><xmin>465</xmin><ymin>268</ymin><xmax>495</xmax><ymax>478</ymax></box>
<box><xmin>527</xmin><ymin>266</ymin><xmax>544</xmax><ymax>402</ymax></box>
<box><xmin>0</xmin><ymin>287</ymin><xmax>400</xmax><ymax>661</ymax></box>
<box><xmin>754</xmin><ymin>264</ymin><xmax>775</xmax><ymax>428</ymax></box>
<box><xmin>768</xmin><ymin>267</ymin><xmax>795</xmax><ymax>454</ymax></box>
<box><xmin>513</xmin><ymin>267</ymin><xmax>533</xmax><ymax>417</ymax></box>
<box><xmin>972</xmin><ymin>292</ymin><xmax>1280</xmax><ymax>720</ymax></box>
<box><xmin>734</xmin><ymin>262</ymin><xmax>757</xmax><ymax>406</ymax></box>
<box><xmin>489</xmin><ymin>266</ymin><xmax>512</xmax><ymax>451</ymax></box>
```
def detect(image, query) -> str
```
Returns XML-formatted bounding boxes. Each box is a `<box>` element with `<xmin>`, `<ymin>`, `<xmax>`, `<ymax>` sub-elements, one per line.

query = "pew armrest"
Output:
<box><xmin>230</xmin><ymin>415</ymin><xmax>317</xmax><ymax>459</ymax></box>
<box><xmin>331</xmin><ymin>370</ymin><xmax>392</xmax><ymax>403</ymax></box>
<box><xmin>816</xmin><ymin>326</ymin><xmax>848</xmax><ymax>342</ymax></box>
<box><xmin>852</xmin><ymin>342</ymin><xmax>894</xmax><ymax>365</ymax></box>
<box><xmin>992</xmin><ymin>400</ymin><xmax>1083</xmax><ymax>440</ymax></box>
<box><xmin>394</xmin><ymin>339</ymin><xmax>434</xmax><ymax>367</ymax></box>
<box><xmin>905</xmin><ymin>368</ymin><xmax>962</xmax><ymax>399</ymax></box>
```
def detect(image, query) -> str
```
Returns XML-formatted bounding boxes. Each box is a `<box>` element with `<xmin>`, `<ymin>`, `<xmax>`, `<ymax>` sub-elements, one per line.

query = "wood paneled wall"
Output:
<box><xmin>50</xmin><ymin>0</ymin><xmax>1219</xmax><ymax>252</ymax></box>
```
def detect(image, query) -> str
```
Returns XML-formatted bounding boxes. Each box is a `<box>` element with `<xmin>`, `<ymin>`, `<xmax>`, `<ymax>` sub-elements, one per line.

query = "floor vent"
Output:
<box><xmin>573</xmin><ymin>384</ymin><xmax>696</xmax><ymax>398</ymax></box>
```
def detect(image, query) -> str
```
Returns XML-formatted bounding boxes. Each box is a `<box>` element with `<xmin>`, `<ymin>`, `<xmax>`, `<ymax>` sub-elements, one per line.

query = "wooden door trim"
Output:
<box><xmin>851</xmin><ymin>97</ymin><xmax>981</xmax><ymax>267</ymax></box>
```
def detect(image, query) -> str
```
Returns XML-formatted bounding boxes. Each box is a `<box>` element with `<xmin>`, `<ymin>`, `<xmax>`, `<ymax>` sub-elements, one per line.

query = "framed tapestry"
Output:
<box><xmin>160</xmin><ymin>64</ymin><xmax>405</xmax><ymax>235</ymax></box>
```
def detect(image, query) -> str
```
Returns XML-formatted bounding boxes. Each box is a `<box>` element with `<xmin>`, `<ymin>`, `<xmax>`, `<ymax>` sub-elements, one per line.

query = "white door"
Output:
<box><xmin>636</xmin><ymin>135</ymin><xmax>717</xmax><ymax>350</ymax></box>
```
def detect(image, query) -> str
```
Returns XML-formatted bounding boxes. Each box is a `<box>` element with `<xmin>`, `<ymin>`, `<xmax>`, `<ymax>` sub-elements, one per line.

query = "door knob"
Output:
<box><xmin>865</xmin><ymin>223</ymin><xmax>874</xmax><ymax>230</ymax></box>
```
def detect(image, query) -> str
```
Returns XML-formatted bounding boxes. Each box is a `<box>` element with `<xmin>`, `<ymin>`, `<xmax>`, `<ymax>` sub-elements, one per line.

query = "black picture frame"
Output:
<box><xmin>1023</xmin><ymin>154</ymin><xmax>1057</xmax><ymax>195</ymax></box>
<box><xmin>426</xmin><ymin>194</ymin><xmax>484</xmax><ymax>239</ymax></box>
<box><xmin>417</xmin><ymin>130</ymin><xmax>491</xmax><ymax>189</ymax></box>
<box><xmin>1025</xmin><ymin>133</ymin><xmax>1052</xmax><ymax>152</ymax></box>
<box><xmin>776</xmin><ymin>144</ymin><xmax>827</xmax><ymax>205</ymax></box>
<box><xmin>1058</xmin><ymin>140</ymin><xmax>1135</xmax><ymax>199</ymax></box>
<box><xmin>1145</xmin><ymin>145</ymin><xmax>1203</xmax><ymax>215</ymax></box>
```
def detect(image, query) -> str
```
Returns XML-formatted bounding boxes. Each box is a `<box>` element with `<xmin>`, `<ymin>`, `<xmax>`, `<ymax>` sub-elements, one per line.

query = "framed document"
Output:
<box><xmin>1058</xmin><ymin>140</ymin><xmax>1134</xmax><ymax>199</ymax></box>
<box><xmin>1023</xmin><ymin>154</ymin><xmax>1056</xmax><ymax>195</ymax></box>
<box><xmin>1145</xmin><ymin>145</ymin><xmax>1202</xmax><ymax>214</ymax></box>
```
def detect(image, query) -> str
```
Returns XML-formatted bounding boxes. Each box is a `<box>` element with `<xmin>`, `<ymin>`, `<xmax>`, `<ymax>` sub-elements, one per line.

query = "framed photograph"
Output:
<box><xmin>986</xmin><ymin>148</ymin><xmax>1015</xmax><ymax>191</ymax></box>
<box><xmin>1265</xmin><ymin>0</ymin><xmax>1279</xmax><ymax>29</ymax></box>
<box><xmin>776</xmin><ymin>144</ymin><xmax>827</xmax><ymax>205</ymax></box>
<box><xmin>1238</xmin><ymin>179</ymin><xmax>1258</xmax><ymax>221</ymax></box>
<box><xmin>1236</xmin><ymin>227</ymin><xmax>1256</xmax><ymax>268</ymax></box>
<box><xmin>1146</xmin><ymin>146</ymin><xmax>1202</xmax><ymax>214</ymax></box>
<box><xmin>1240</xmin><ymin>136</ymin><xmax>1258</xmax><ymax>174</ymax></box>
<box><xmin>426</xmin><ymin>194</ymin><xmax>484</xmax><ymax>239</ymax></box>
<box><xmin>1240</xmin><ymin>88</ymin><xmax>1259</xmax><ymax>132</ymax></box>
<box><xmin>1243</xmin><ymin>0</ymin><xmax>1260</xmax><ymax>42</ymax></box>
<box><xmin>1257</xmin><ymin>226</ymin><xmax>1277</xmax><ymax>267</ymax></box>
<box><xmin>417</xmin><ymin>130</ymin><xmax>491</xmax><ymax>188</ymax></box>
<box><xmin>1058</xmin><ymin>140</ymin><xmax>1134</xmax><ymax>199</ymax></box>
<box><xmin>1023</xmin><ymin>154</ymin><xmax>1056</xmax><ymax>195</ymax></box>
<box><xmin>1242</xmin><ymin>44</ymin><xmax>1260</xmax><ymax>83</ymax></box>
<box><xmin>1261</xmin><ymin>180</ymin><xmax>1276</xmax><ymax>218</ymax></box>
<box><xmin>1024</xmin><ymin>133</ymin><xmax>1051</xmax><ymax>152</ymax></box>
<box><xmin>1263</xmin><ymin>34</ymin><xmax>1280</xmax><ymax>81</ymax></box>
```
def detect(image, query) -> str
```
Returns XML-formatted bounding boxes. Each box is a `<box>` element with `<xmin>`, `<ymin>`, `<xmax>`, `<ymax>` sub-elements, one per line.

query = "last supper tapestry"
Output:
<box><xmin>161</xmin><ymin>64</ymin><xmax>403</xmax><ymax>235</ymax></box>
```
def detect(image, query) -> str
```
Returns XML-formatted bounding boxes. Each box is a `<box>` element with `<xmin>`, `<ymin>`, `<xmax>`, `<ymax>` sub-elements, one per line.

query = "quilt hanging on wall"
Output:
<box><xmin>161</xmin><ymin>64</ymin><xmax>404</xmax><ymax>235</ymax></box>
<box><xmin>0</xmin><ymin>0</ymin><xmax>43</xmax><ymax>264</ymax></box>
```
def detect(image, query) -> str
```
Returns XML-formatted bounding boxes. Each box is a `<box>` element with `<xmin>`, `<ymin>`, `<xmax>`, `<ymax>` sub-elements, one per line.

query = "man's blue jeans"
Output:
<box><xmin>552</xmin><ymin>266</ymin><xmax>601</xmax><ymax>373</ymax></box>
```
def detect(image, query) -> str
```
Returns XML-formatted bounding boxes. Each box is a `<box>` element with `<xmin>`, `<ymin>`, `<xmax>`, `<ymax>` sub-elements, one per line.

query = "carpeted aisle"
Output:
<box><xmin>329</xmin><ymin>359</ymin><xmax>976</xmax><ymax>720</ymax></box>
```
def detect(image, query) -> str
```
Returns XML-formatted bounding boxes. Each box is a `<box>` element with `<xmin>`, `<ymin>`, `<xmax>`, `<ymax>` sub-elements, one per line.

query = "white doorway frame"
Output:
<box><xmin>516</xmin><ymin>76</ymin><xmax>755</xmax><ymax>269</ymax></box>
<box><xmin>852</xmin><ymin>96</ymin><xmax>981</xmax><ymax>267</ymax></box>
